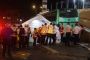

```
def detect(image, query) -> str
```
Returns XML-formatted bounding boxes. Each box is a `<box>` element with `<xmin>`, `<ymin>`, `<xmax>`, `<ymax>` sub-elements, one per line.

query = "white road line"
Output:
<box><xmin>42</xmin><ymin>46</ymin><xmax>59</xmax><ymax>54</ymax></box>
<box><xmin>79</xmin><ymin>43</ymin><xmax>90</xmax><ymax>51</ymax></box>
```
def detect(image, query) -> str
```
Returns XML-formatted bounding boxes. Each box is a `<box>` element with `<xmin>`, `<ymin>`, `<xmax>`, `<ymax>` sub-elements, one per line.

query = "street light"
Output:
<box><xmin>3</xmin><ymin>17</ymin><xmax>6</xmax><ymax>19</ymax></box>
<box><xmin>32</xmin><ymin>5</ymin><xmax>36</xmax><ymax>9</ymax></box>
<box><xmin>20</xmin><ymin>19</ymin><xmax>22</xmax><ymax>23</ymax></box>
<box><xmin>40</xmin><ymin>6</ymin><xmax>43</xmax><ymax>12</ymax></box>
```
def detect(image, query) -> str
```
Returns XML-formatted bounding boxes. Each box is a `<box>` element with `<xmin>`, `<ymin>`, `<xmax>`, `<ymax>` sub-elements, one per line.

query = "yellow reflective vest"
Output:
<box><xmin>47</xmin><ymin>25</ymin><xmax>54</xmax><ymax>34</ymax></box>
<box><xmin>41</xmin><ymin>25</ymin><xmax>47</xmax><ymax>35</ymax></box>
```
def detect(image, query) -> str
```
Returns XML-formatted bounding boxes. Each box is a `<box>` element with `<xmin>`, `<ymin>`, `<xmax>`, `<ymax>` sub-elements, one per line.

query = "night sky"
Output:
<box><xmin>0</xmin><ymin>0</ymin><xmax>89</xmax><ymax>22</ymax></box>
<box><xmin>0</xmin><ymin>0</ymin><xmax>42</xmax><ymax>21</ymax></box>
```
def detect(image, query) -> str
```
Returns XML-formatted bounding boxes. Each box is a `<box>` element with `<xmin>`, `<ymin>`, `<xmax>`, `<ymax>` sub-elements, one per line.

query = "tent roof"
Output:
<box><xmin>22</xmin><ymin>14</ymin><xmax>50</xmax><ymax>26</ymax></box>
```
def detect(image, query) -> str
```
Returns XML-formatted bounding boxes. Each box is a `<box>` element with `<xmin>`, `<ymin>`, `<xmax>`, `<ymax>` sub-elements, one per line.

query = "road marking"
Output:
<box><xmin>42</xmin><ymin>46</ymin><xmax>59</xmax><ymax>54</ymax></box>
<box><xmin>79</xmin><ymin>43</ymin><xmax>90</xmax><ymax>51</ymax></box>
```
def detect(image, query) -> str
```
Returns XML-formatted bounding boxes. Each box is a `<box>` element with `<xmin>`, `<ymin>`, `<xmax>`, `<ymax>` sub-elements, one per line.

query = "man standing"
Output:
<box><xmin>18</xmin><ymin>25</ymin><xmax>25</xmax><ymax>49</ymax></box>
<box><xmin>73</xmin><ymin>23</ymin><xmax>82</xmax><ymax>45</ymax></box>
<box><xmin>65</xmin><ymin>23</ymin><xmax>72</xmax><ymax>46</ymax></box>
<box><xmin>47</xmin><ymin>23</ymin><xmax>54</xmax><ymax>45</ymax></box>
<box><xmin>24</xmin><ymin>24</ymin><xmax>31</xmax><ymax>48</ymax></box>
<box><xmin>52</xmin><ymin>24</ymin><xmax>56</xmax><ymax>45</ymax></box>
<box><xmin>2</xmin><ymin>23</ymin><xmax>13</xmax><ymax>57</ymax></box>
<box><xmin>59</xmin><ymin>24</ymin><xmax>64</xmax><ymax>43</ymax></box>
<box><xmin>32</xmin><ymin>28</ymin><xmax>38</xmax><ymax>46</ymax></box>
<box><xmin>41</xmin><ymin>23</ymin><xmax>48</xmax><ymax>45</ymax></box>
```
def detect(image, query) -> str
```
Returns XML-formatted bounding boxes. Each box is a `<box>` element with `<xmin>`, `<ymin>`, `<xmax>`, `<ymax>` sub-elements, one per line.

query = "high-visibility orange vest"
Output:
<box><xmin>47</xmin><ymin>25</ymin><xmax>54</xmax><ymax>34</ymax></box>
<box><xmin>41</xmin><ymin>26</ymin><xmax>47</xmax><ymax>35</ymax></box>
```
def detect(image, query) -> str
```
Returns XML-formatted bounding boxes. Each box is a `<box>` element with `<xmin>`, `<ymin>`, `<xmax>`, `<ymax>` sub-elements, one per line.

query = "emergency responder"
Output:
<box><xmin>33</xmin><ymin>28</ymin><xmax>38</xmax><ymax>46</ymax></box>
<box><xmin>37</xmin><ymin>27</ymin><xmax>42</xmax><ymax>44</ymax></box>
<box><xmin>65</xmin><ymin>23</ymin><xmax>72</xmax><ymax>46</ymax></box>
<box><xmin>59</xmin><ymin>24</ymin><xmax>64</xmax><ymax>43</ymax></box>
<box><xmin>46</xmin><ymin>23</ymin><xmax>54</xmax><ymax>45</ymax></box>
<box><xmin>73</xmin><ymin>23</ymin><xmax>82</xmax><ymax>45</ymax></box>
<box><xmin>52</xmin><ymin>24</ymin><xmax>56</xmax><ymax>45</ymax></box>
<box><xmin>40</xmin><ymin>23</ymin><xmax>48</xmax><ymax>45</ymax></box>
<box><xmin>24</xmin><ymin>24</ymin><xmax>31</xmax><ymax>48</ymax></box>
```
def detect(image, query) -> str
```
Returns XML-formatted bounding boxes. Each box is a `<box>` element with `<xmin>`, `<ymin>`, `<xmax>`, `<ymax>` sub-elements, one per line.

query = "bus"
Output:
<box><xmin>56</xmin><ymin>9</ymin><xmax>79</xmax><ymax>27</ymax></box>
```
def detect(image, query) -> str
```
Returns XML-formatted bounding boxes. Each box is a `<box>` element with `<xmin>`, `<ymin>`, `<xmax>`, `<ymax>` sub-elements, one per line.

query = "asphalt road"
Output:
<box><xmin>0</xmin><ymin>44</ymin><xmax>89</xmax><ymax>60</ymax></box>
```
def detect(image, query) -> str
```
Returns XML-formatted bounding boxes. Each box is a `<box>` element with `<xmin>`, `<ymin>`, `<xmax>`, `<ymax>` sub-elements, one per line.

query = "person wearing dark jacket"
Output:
<box><xmin>11</xmin><ymin>25</ymin><xmax>17</xmax><ymax>50</ymax></box>
<box><xmin>24</xmin><ymin>25</ymin><xmax>31</xmax><ymax>48</ymax></box>
<box><xmin>33</xmin><ymin>28</ymin><xmax>38</xmax><ymax>46</ymax></box>
<box><xmin>2</xmin><ymin>23</ymin><xmax>13</xmax><ymax>57</ymax></box>
<box><xmin>18</xmin><ymin>25</ymin><xmax>25</xmax><ymax>49</ymax></box>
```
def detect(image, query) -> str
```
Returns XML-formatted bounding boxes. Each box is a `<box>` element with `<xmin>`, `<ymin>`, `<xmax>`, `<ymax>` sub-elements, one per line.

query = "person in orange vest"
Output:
<box><xmin>59</xmin><ymin>24</ymin><xmax>64</xmax><ymax>43</ymax></box>
<box><xmin>33</xmin><ymin>28</ymin><xmax>38</xmax><ymax>46</ymax></box>
<box><xmin>65</xmin><ymin>23</ymin><xmax>72</xmax><ymax>46</ymax></box>
<box><xmin>46</xmin><ymin>23</ymin><xmax>54</xmax><ymax>45</ymax></box>
<box><xmin>37</xmin><ymin>27</ymin><xmax>42</xmax><ymax>44</ymax></box>
<box><xmin>40</xmin><ymin>23</ymin><xmax>48</xmax><ymax>45</ymax></box>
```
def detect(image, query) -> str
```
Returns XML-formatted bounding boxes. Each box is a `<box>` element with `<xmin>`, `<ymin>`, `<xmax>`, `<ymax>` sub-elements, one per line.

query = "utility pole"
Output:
<box><xmin>51</xmin><ymin>3</ymin><xmax>52</xmax><ymax>11</ymax></box>
<box><xmin>82</xmin><ymin>0</ymin><xmax>85</xmax><ymax>9</ymax></box>
<box><xmin>61</xmin><ymin>1</ymin><xmax>64</xmax><ymax>9</ymax></box>
<box><xmin>67</xmin><ymin>0</ymin><xmax>69</xmax><ymax>9</ymax></box>
<box><xmin>56</xmin><ymin>2</ymin><xmax>59</xmax><ymax>24</ymax></box>
<box><xmin>73</xmin><ymin>0</ymin><xmax>76</xmax><ymax>9</ymax></box>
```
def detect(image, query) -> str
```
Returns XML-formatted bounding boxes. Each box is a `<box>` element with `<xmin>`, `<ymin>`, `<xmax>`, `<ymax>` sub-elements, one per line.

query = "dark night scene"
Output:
<box><xmin>0</xmin><ymin>0</ymin><xmax>90</xmax><ymax>60</ymax></box>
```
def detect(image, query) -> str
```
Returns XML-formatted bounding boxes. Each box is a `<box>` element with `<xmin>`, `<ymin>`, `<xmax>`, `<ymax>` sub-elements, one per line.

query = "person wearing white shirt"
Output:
<box><xmin>73</xmin><ymin>23</ymin><xmax>82</xmax><ymax>45</ymax></box>
<box><xmin>24</xmin><ymin>24</ymin><xmax>31</xmax><ymax>48</ymax></box>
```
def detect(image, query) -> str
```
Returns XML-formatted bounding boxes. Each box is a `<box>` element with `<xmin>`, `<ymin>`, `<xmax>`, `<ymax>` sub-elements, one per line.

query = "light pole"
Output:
<box><xmin>82</xmin><ymin>0</ymin><xmax>85</xmax><ymax>9</ymax></box>
<box><xmin>61</xmin><ymin>1</ymin><xmax>64</xmax><ymax>9</ymax></box>
<box><xmin>51</xmin><ymin>3</ymin><xmax>52</xmax><ymax>11</ymax></box>
<box><xmin>67</xmin><ymin>0</ymin><xmax>69</xmax><ymax>9</ymax></box>
<box><xmin>56</xmin><ymin>2</ymin><xmax>59</xmax><ymax>24</ymax></box>
<box><xmin>73</xmin><ymin>0</ymin><xmax>76</xmax><ymax>9</ymax></box>
<box><xmin>32</xmin><ymin>5</ymin><xmax>37</xmax><ymax>15</ymax></box>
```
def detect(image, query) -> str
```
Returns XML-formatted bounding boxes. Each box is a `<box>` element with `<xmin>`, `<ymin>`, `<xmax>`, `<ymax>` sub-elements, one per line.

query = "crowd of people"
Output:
<box><xmin>0</xmin><ymin>22</ymin><xmax>83</xmax><ymax>57</ymax></box>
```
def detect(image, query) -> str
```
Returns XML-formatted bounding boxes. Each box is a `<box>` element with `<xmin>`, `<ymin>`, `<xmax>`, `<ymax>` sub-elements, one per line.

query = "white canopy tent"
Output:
<box><xmin>22</xmin><ymin>14</ymin><xmax>50</xmax><ymax>32</ymax></box>
<box><xmin>22</xmin><ymin>14</ymin><xmax>61</xmax><ymax>43</ymax></box>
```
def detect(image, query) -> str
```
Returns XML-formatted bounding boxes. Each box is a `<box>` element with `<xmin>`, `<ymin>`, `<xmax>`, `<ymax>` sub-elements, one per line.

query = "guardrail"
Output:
<box><xmin>79</xmin><ymin>9</ymin><xmax>90</xmax><ymax>13</ymax></box>
<box><xmin>80</xmin><ymin>28</ymin><xmax>90</xmax><ymax>43</ymax></box>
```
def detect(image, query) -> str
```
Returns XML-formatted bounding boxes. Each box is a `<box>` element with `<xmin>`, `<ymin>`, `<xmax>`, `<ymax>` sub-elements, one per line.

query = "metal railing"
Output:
<box><xmin>80</xmin><ymin>28</ymin><xmax>90</xmax><ymax>43</ymax></box>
